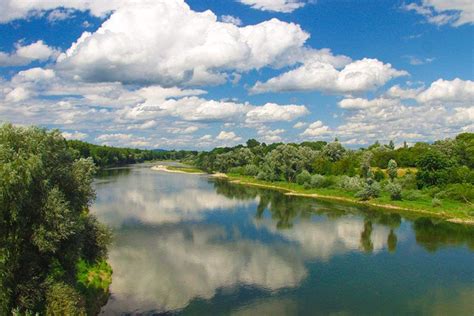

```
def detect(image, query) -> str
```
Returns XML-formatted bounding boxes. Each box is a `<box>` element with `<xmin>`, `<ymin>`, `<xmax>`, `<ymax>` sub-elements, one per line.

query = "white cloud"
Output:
<box><xmin>216</xmin><ymin>131</ymin><xmax>242</xmax><ymax>142</ymax></box>
<box><xmin>62</xmin><ymin>131</ymin><xmax>88</xmax><ymax>140</ymax></box>
<box><xmin>301</xmin><ymin>120</ymin><xmax>330</xmax><ymax>137</ymax></box>
<box><xmin>220</xmin><ymin>15</ymin><xmax>242</xmax><ymax>26</ymax></box>
<box><xmin>293</xmin><ymin>121</ymin><xmax>307</xmax><ymax>129</ymax></box>
<box><xmin>238</xmin><ymin>0</ymin><xmax>308</xmax><ymax>13</ymax></box>
<box><xmin>333</xmin><ymin>78</ymin><xmax>474</xmax><ymax>145</ymax></box>
<box><xmin>416</xmin><ymin>78</ymin><xmax>474</xmax><ymax>104</ymax></box>
<box><xmin>47</xmin><ymin>8</ymin><xmax>75</xmax><ymax>22</ymax></box>
<box><xmin>403</xmin><ymin>0</ymin><xmax>474</xmax><ymax>26</ymax></box>
<box><xmin>338</xmin><ymin>97</ymin><xmax>400</xmax><ymax>110</ymax></box>
<box><xmin>245</xmin><ymin>103</ymin><xmax>309</xmax><ymax>124</ymax></box>
<box><xmin>257</xmin><ymin>128</ymin><xmax>285</xmax><ymax>143</ymax></box>
<box><xmin>0</xmin><ymin>40</ymin><xmax>59</xmax><ymax>67</ymax></box>
<box><xmin>251</xmin><ymin>58</ymin><xmax>407</xmax><ymax>95</ymax></box>
<box><xmin>54</xmin><ymin>0</ymin><xmax>309</xmax><ymax>86</ymax></box>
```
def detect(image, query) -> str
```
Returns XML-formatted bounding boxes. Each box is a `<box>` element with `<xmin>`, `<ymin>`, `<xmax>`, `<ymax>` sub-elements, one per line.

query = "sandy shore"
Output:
<box><xmin>151</xmin><ymin>165</ymin><xmax>205</xmax><ymax>174</ymax></box>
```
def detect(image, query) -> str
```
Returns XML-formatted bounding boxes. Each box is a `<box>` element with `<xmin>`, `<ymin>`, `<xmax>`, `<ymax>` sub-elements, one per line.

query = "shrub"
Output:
<box><xmin>400</xmin><ymin>173</ymin><xmax>417</xmax><ymax>190</ymax></box>
<box><xmin>355</xmin><ymin>180</ymin><xmax>381</xmax><ymax>201</ymax></box>
<box><xmin>296</xmin><ymin>170</ymin><xmax>312</xmax><ymax>185</ymax></box>
<box><xmin>387</xmin><ymin>159</ymin><xmax>398</xmax><ymax>180</ymax></box>
<box><xmin>432</xmin><ymin>197</ymin><xmax>442</xmax><ymax>207</ymax></box>
<box><xmin>385</xmin><ymin>182</ymin><xmax>402</xmax><ymax>201</ymax></box>
<box><xmin>374</xmin><ymin>169</ymin><xmax>386</xmax><ymax>182</ymax></box>
<box><xmin>403</xmin><ymin>190</ymin><xmax>425</xmax><ymax>201</ymax></box>
<box><xmin>228</xmin><ymin>166</ymin><xmax>245</xmax><ymax>175</ymax></box>
<box><xmin>309</xmin><ymin>174</ymin><xmax>334</xmax><ymax>188</ymax></box>
<box><xmin>337</xmin><ymin>175</ymin><xmax>364</xmax><ymax>192</ymax></box>
<box><xmin>46</xmin><ymin>282</ymin><xmax>86</xmax><ymax>316</ymax></box>
<box><xmin>443</xmin><ymin>183</ymin><xmax>474</xmax><ymax>203</ymax></box>
<box><xmin>243</xmin><ymin>164</ymin><xmax>259</xmax><ymax>176</ymax></box>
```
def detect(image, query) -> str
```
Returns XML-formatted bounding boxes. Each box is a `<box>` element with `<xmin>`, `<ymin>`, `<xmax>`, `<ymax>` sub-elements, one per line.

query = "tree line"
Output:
<box><xmin>67</xmin><ymin>140</ymin><xmax>197</xmax><ymax>168</ymax></box>
<box><xmin>193</xmin><ymin>133</ymin><xmax>474</xmax><ymax>205</ymax></box>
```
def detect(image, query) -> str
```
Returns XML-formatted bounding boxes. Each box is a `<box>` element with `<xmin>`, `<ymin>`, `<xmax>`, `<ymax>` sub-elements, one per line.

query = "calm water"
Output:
<box><xmin>92</xmin><ymin>164</ymin><xmax>474</xmax><ymax>315</ymax></box>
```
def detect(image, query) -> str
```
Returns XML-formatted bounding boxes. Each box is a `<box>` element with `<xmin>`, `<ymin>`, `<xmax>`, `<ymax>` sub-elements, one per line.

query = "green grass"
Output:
<box><xmin>227</xmin><ymin>174</ymin><xmax>474</xmax><ymax>222</ymax></box>
<box><xmin>76</xmin><ymin>259</ymin><xmax>113</xmax><ymax>315</ymax></box>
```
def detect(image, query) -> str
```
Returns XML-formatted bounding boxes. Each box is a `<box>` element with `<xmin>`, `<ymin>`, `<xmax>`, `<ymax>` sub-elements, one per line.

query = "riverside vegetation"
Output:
<box><xmin>0</xmin><ymin>124</ymin><xmax>113</xmax><ymax>315</ymax></box>
<box><xmin>192</xmin><ymin>134</ymin><xmax>474</xmax><ymax>222</ymax></box>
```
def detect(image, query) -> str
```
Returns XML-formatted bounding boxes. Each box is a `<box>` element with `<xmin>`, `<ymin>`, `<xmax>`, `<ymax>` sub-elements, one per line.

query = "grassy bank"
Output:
<box><xmin>225</xmin><ymin>174</ymin><xmax>474</xmax><ymax>224</ymax></box>
<box><xmin>151</xmin><ymin>164</ymin><xmax>473</xmax><ymax>224</ymax></box>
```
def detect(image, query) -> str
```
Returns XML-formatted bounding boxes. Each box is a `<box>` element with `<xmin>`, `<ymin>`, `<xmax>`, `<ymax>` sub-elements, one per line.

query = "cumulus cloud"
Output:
<box><xmin>0</xmin><ymin>40</ymin><xmax>59</xmax><ymax>67</ymax></box>
<box><xmin>216</xmin><ymin>131</ymin><xmax>242</xmax><ymax>142</ymax></box>
<box><xmin>53</xmin><ymin>0</ymin><xmax>309</xmax><ymax>86</ymax></box>
<box><xmin>416</xmin><ymin>78</ymin><xmax>474</xmax><ymax>104</ymax></box>
<box><xmin>403</xmin><ymin>0</ymin><xmax>474</xmax><ymax>26</ymax></box>
<box><xmin>251</xmin><ymin>58</ymin><xmax>407</xmax><ymax>95</ymax></box>
<box><xmin>238</xmin><ymin>0</ymin><xmax>309</xmax><ymax>13</ymax></box>
<box><xmin>220</xmin><ymin>15</ymin><xmax>242</xmax><ymax>26</ymax></box>
<box><xmin>338</xmin><ymin>97</ymin><xmax>400</xmax><ymax>110</ymax></box>
<box><xmin>333</xmin><ymin>78</ymin><xmax>474</xmax><ymax>145</ymax></box>
<box><xmin>0</xmin><ymin>0</ymin><xmax>127</xmax><ymax>23</ymax></box>
<box><xmin>293</xmin><ymin>121</ymin><xmax>307</xmax><ymax>129</ymax></box>
<box><xmin>245</xmin><ymin>103</ymin><xmax>309</xmax><ymax>124</ymax></box>
<box><xmin>301</xmin><ymin>120</ymin><xmax>330</xmax><ymax>137</ymax></box>
<box><xmin>62</xmin><ymin>131</ymin><xmax>88</xmax><ymax>140</ymax></box>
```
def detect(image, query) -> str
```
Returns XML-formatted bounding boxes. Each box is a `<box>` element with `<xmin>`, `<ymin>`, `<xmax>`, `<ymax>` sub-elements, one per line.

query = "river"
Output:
<box><xmin>92</xmin><ymin>163</ymin><xmax>474</xmax><ymax>315</ymax></box>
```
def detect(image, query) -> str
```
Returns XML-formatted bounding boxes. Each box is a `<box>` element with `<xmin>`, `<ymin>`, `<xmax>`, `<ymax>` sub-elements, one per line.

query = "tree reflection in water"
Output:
<box><xmin>212</xmin><ymin>179</ymin><xmax>474</xmax><ymax>254</ymax></box>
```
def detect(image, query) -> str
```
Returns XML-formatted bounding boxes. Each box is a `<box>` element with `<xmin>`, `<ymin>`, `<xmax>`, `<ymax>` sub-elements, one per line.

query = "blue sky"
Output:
<box><xmin>0</xmin><ymin>0</ymin><xmax>472</xmax><ymax>149</ymax></box>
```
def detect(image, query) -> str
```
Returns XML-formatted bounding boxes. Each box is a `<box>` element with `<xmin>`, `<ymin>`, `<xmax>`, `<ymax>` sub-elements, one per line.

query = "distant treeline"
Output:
<box><xmin>193</xmin><ymin>133</ymin><xmax>473</xmax><ymax>204</ymax></box>
<box><xmin>67</xmin><ymin>140</ymin><xmax>197</xmax><ymax>168</ymax></box>
<box><xmin>195</xmin><ymin>134</ymin><xmax>473</xmax><ymax>173</ymax></box>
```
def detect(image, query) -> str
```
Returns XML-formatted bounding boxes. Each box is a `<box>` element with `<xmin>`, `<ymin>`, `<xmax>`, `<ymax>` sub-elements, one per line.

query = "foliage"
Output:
<box><xmin>416</xmin><ymin>151</ymin><xmax>453</xmax><ymax>187</ymax></box>
<box><xmin>337</xmin><ymin>176</ymin><xmax>364</xmax><ymax>192</ymax></box>
<box><xmin>432</xmin><ymin>197</ymin><xmax>442</xmax><ymax>208</ymax></box>
<box><xmin>68</xmin><ymin>140</ymin><xmax>196</xmax><ymax>168</ymax></box>
<box><xmin>385</xmin><ymin>182</ymin><xmax>402</xmax><ymax>201</ymax></box>
<box><xmin>193</xmin><ymin>134</ymin><xmax>473</xmax><ymax>208</ymax></box>
<box><xmin>45</xmin><ymin>282</ymin><xmax>86</xmax><ymax>316</ymax></box>
<box><xmin>296</xmin><ymin>170</ymin><xmax>311</xmax><ymax>185</ymax></box>
<box><xmin>0</xmin><ymin>124</ymin><xmax>111</xmax><ymax>314</ymax></box>
<box><xmin>387</xmin><ymin>159</ymin><xmax>398</xmax><ymax>181</ymax></box>
<box><xmin>356</xmin><ymin>180</ymin><xmax>381</xmax><ymax>201</ymax></box>
<box><xmin>322</xmin><ymin>140</ymin><xmax>346</xmax><ymax>162</ymax></box>
<box><xmin>373</xmin><ymin>169</ymin><xmax>386</xmax><ymax>182</ymax></box>
<box><xmin>360</xmin><ymin>152</ymin><xmax>373</xmax><ymax>179</ymax></box>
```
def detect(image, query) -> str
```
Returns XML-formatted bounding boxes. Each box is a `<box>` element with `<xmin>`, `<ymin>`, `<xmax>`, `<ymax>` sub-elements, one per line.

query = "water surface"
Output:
<box><xmin>93</xmin><ymin>164</ymin><xmax>474</xmax><ymax>315</ymax></box>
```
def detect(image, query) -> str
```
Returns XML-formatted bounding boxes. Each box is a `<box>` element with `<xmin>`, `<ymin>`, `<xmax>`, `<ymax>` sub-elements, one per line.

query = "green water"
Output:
<box><xmin>93</xmin><ymin>164</ymin><xmax>474</xmax><ymax>315</ymax></box>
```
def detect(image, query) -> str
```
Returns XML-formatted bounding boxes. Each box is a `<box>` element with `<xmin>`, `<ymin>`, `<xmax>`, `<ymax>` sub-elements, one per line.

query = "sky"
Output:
<box><xmin>0</xmin><ymin>0</ymin><xmax>472</xmax><ymax>150</ymax></box>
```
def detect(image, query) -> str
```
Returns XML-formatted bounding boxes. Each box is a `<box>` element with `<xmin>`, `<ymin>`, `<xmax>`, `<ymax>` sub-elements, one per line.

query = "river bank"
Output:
<box><xmin>225</xmin><ymin>175</ymin><xmax>474</xmax><ymax>225</ymax></box>
<box><xmin>154</xmin><ymin>165</ymin><xmax>473</xmax><ymax>225</ymax></box>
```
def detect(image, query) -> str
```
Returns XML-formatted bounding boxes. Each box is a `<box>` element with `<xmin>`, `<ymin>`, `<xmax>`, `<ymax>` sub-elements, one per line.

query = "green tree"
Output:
<box><xmin>387</xmin><ymin>159</ymin><xmax>398</xmax><ymax>181</ymax></box>
<box><xmin>0</xmin><ymin>124</ymin><xmax>111</xmax><ymax>314</ymax></box>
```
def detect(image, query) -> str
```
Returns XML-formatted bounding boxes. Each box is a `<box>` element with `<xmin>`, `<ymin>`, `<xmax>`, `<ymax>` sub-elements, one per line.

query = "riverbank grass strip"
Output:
<box><xmin>226</xmin><ymin>174</ymin><xmax>474</xmax><ymax>224</ymax></box>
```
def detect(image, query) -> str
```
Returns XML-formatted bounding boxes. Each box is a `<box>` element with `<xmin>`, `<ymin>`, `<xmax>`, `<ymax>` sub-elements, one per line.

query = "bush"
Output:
<box><xmin>309</xmin><ymin>174</ymin><xmax>334</xmax><ymax>188</ymax></box>
<box><xmin>355</xmin><ymin>180</ymin><xmax>381</xmax><ymax>201</ymax></box>
<box><xmin>400</xmin><ymin>173</ymin><xmax>417</xmax><ymax>190</ymax></box>
<box><xmin>432</xmin><ymin>197</ymin><xmax>442</xmax><ymax>207</ymax></box>
<box><xmin>374</xmin><ymin>169</ymin><xmax>386</xmax><ymax>182</ymax></box>
<box><xmin>337</xmin><ymin>175</ymin><xmax>364</xmax><ymax>192</ymax></box>
<box><xmin>228</xmin><ymin>166</ymin><xmax>245</xmax><ymax>174</ymax></box>
<box><xmin>243</xmin><ymin>164</ymin><xmax>259</xmax><ymax>176</ymax></box>
<box><xmin>46</xmin><ymin>282</ymin><xmax>86</xmax><ymax>316</ymax></box>
<box><xmin>385</xmin><ymin>182</ymin><xmax>402</xmax><ymax>201</ymax></box>
<box><xmin>403</xmin><ymin>190</ymin><xmax>425</xmax><ymax>201</ymax></box>
<box><xmin>296</xmin><ymin>170</ymin><xmax>312</xmax><ymax>185</ymax></box>
<box><xmin>443</xmin><ymin>183</ymin><xmax>474</xmax><ymax>203</ymax></box>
